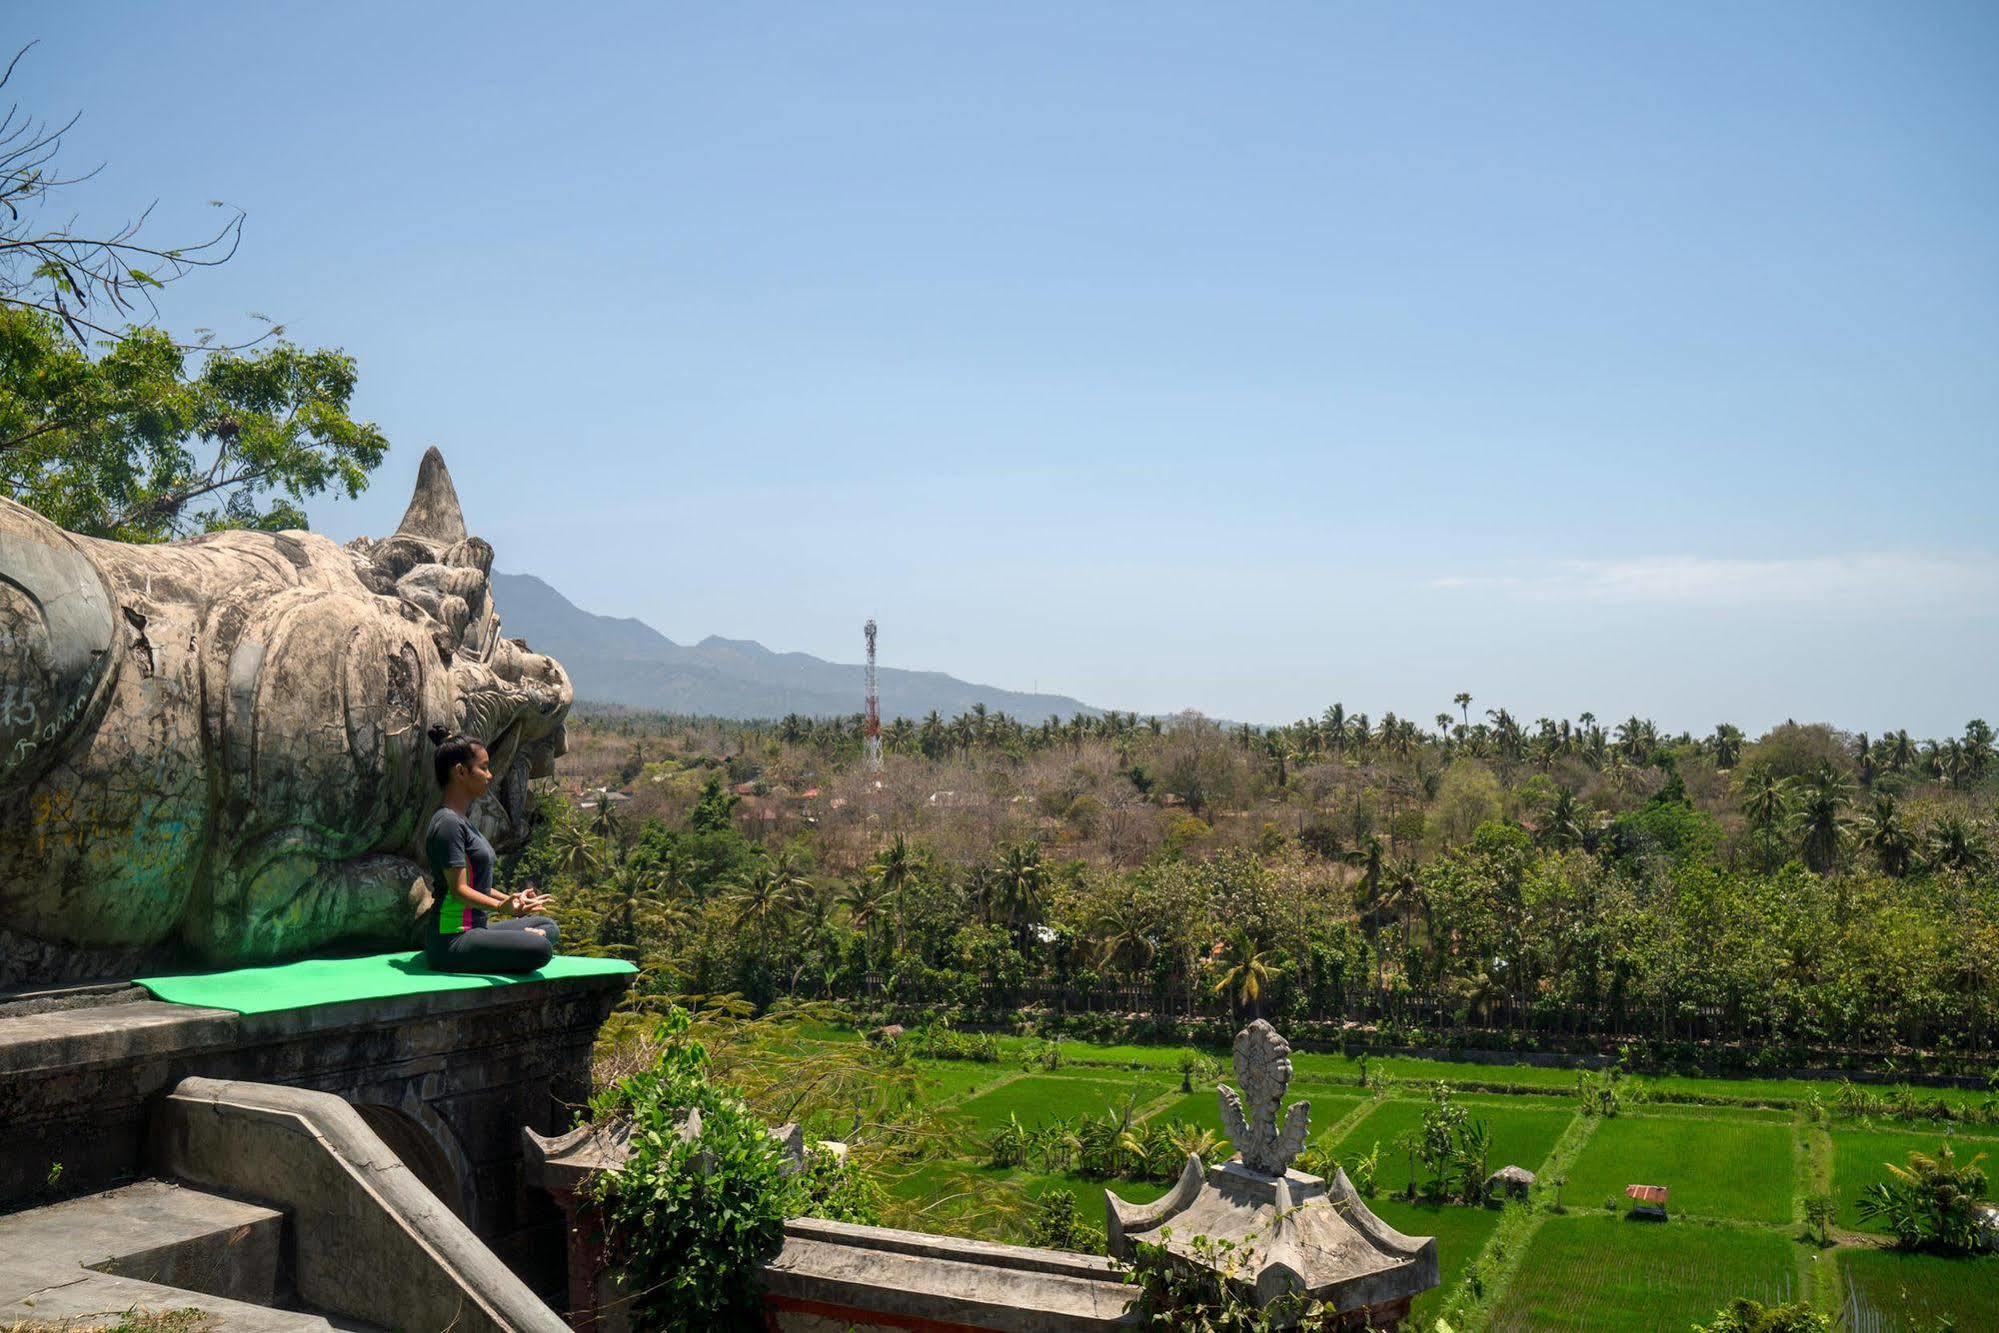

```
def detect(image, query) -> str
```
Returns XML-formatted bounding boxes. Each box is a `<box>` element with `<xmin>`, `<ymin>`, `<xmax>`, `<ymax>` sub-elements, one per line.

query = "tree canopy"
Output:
<box><xmin>0</xmin><ymin>45</ymin><xmax>385</xmax><ymax>540</ymax></box>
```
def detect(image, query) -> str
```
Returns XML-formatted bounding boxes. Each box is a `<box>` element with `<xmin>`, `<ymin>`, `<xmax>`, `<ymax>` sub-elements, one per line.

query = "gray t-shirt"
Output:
<box><xmin>425</xmin><ymin>806</ymin><xmax>495</xmax><ymax>935</ymax></box>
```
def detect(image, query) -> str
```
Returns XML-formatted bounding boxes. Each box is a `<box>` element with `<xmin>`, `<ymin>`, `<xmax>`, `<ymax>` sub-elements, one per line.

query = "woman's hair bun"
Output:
<box><xmin>426</xmin><ymin>724</ymin><xmax>452</xmax><ymax>746</ymax></box>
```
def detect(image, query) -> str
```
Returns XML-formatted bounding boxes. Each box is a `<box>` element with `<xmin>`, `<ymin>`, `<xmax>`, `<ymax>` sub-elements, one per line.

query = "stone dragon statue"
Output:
<box><xmin>0</xmin><ymin>448</ymin><xmax>571</xmax><ymax>985</ymax></box>
<box><xmin>1217</xmin><ymin>1018</ymin><xmax>1312</xmax><ymax>1176</ymax></box>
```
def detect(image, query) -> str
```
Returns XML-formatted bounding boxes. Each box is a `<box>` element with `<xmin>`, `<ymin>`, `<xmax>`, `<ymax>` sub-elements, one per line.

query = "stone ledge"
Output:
<box><xmin>763</xmin><ymin>1219</ymin><xmax>1137</xmax><ymax>1332</ymax></box>
<box><xmin>0</xmin><ymin>1000</ymin><xmax>239</xmax><ymax>1077</ymax></box>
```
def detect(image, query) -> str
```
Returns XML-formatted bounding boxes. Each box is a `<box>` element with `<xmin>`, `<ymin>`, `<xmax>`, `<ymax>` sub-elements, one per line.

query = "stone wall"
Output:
<box><xmin>0</xmin><ymin>971</ymin><xmax>627</xmax><ymax>1295</ymax></box>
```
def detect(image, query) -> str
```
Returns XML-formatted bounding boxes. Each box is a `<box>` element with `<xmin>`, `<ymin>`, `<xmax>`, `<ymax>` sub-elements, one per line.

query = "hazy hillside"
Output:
<box><xmin>492</xmin><ymin>572</ymin><xmax>1102</xmax><ymax>722</ymax></box>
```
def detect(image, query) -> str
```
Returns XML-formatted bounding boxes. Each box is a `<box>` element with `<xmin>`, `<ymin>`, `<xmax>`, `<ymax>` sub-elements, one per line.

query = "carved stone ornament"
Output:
<box><xmin>1107</xmin><ymin>1022</ymin><xmax>1438</xmax><ymax>1326</ymax></box>
<box><xmin>1217</xmin><ymin>1018</ymin><xmax>1312</xmax><ymax>1176</ymax></box>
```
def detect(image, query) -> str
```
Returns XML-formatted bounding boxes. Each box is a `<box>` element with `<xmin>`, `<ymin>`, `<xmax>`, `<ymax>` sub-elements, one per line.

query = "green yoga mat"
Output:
<box><xmin>135</xmin><ymin>951</ymin><xmax>636</xmax><ymax>1015</ymax></box>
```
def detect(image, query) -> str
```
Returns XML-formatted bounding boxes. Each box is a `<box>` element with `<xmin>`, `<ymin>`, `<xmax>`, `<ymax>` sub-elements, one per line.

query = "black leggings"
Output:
<box><xmin>424</xmin><ymin>916</ymin><xmax>561</xmax><ymax>974</ymax></box>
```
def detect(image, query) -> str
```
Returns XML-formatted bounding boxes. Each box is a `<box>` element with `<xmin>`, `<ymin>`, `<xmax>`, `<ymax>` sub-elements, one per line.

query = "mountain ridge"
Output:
<box><xmin>491</xmin><ymin>572</ymin><xmax>1103</xmax><ymax>722</ymax></box>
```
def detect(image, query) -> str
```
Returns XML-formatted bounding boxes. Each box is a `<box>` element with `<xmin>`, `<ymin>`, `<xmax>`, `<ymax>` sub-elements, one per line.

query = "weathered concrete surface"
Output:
<box><xmin>155</xmin><ymin>1076</ymin><xmax>569</xmax><ymax>1333</ymax></box>
<box><xmin>0</xmin><ymin>970</ymin><xmax>627</xmax><ymax>1293</ymax></box>
<box><xmin>0</xmin><ymin>1178</ymin><xmax>373</xmax><ymax>1330</ymax></box>
<box><xmin>0</xmin><ymin>1179</ymin><xmax>284</xmax><ymax>1304</ymax></box>
<box><xmin>762</xmin><ymin>1218</ymin><xmax>1138</xmax><ymax>1332</ymax></box>
<box><xmin>0</xmin><ymin>448</ymin><xmax>572</xmax><ymax>985</ymax></box>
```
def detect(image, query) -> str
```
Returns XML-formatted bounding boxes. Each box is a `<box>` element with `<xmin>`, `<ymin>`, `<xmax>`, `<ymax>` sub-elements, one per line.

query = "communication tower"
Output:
<box><xmin>864</xmin><ymin>618</ymin><xmax>883</xmax><ymax>773</ymax></box>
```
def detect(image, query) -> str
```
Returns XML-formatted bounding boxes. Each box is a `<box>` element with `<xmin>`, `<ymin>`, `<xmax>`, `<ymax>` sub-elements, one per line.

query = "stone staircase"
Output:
<box><xmin>0</xmin><ymin>1179</ymin><xmax>384</xmax><ymax>1330</ymax></box>
<box><xmin>0</xmin><ymin>1075</ymin><xmax>570</xmax><ymax>1333</ymax></box>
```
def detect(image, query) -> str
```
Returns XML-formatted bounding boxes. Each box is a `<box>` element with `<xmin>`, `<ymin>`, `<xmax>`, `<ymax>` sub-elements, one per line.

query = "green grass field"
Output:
<box><xmin>954</xmin><ymin>1071</ymin><xmax>1171</xmax><ymax>1133</ymax></box>
<box><xmin>1564</xmin><ymin>1114</ymin><xmax>1796</xmax><ymax>1224</ymax></box>
<box><xmin>1367</xmin><ymin>1196</ymin><xmax>1502</xmax><ymax>1331</ymax></box>
<box><xmin>884</xmin><ymin>1158</ymin><xmax>1172</xmax><ymax>1243</ymax></box>
<box><xmin>1838</xmin><ymin>1247</ymin><xmax>1999</xmax><ymax>1330</ymax></box>
<box><xmin>1327</xmin><ymin>1096</ymin><xmax>1574</xmax><ymax>1197</ymax></box>
<box><xmin>915</xmin><ymin>1058</ymin><xmax>1017</xmax><ymax>1104</ymax></box>
<box><xmin>1829</xmin><ymin>1125</ymin><xmax>1999</xmax><ymax>1233</ymax></box>
<box><xmin>1491</xmin><ymin>1216</ymin><xmax>1800</xmax><ymax>1330</ymax></box>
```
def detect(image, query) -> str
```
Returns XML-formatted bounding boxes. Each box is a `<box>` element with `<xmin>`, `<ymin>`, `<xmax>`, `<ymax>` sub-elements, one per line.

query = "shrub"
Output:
<box><xmin>1695</xmin><ymin>1299</ymin><xmax>1830</xmax><ymax>1332</ymax></box>
<box><xmin>589</xmin><ymin>1007</ymin><xmax>793</xmax><ymax>1332</ymax></box>
<box><xmin>796</xmin><ymin>1144</ymin><xmax>883</xmax><ymax>1225</ymax></box>
<box><xmin>1117</xmin><ymin>1232</ymin><xmax>1323</xmax><ymax>1330</ymax></box>
<box><xmin>1854</xmin><ymin>1141</ymin><xmax>1991</xmax><ymax>1254</ymax></box>
<box><xmin>988</xmin><ymin>1113</ymin><xmax>1031</xmax><ymax>1169</ymax></box>
<box><xmin>1028</xmin><ymin>1190</ymin><xmax>1098</xmax><ymax>1252</ymax></box>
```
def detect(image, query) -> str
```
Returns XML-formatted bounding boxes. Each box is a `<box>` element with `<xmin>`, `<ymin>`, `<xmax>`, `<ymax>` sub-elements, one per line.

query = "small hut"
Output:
<box><xmin>1624</xmin><ymin>1183</ymin><xmax>1669</xmax><ymax>1220</ymax></box>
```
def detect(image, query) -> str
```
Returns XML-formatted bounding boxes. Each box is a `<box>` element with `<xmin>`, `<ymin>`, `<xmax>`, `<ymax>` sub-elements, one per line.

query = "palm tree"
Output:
<box><xmin>1788</xmin><ymin>763</ymin><xmax>1853</xmax><ymax>874</ymax></box>
<box><xmin>1924</xmin><ymin>813</ymin><xmax>1992</xmax><ymax>876</ymax></box>
<box><xmin>840</xmin><ymin>875</ymin><xmax>890</xmax><ymax>952</ymax></box>
<box><xmin>1346</xmin><ymin>834</ymin><xmax>1386</xmax><ymax>983</ymax></box>
<box><xmin>1380</xmin><ymin>856</ymin><xmax>1423</xmax><ymax>980</ymax></box>
<box><xmin>1094</xmin><ymin>892</ymin><xmax>1156</xmax><ymax>987</ymax></box>
<box><xmin>1211</xmin><ymin>929</ymin><xmax>1282</xmax><ymax>1020</ymax></box>
<box><xmin>548</xmin><ymin>820</ymin><xmax>606</xmax><ymax>885</ymax></box>
<box><xmin>1537</xmin><ymin>787</ymin><xmax>1587</xmax><ymax>851</ymax></box>
<box><xmin>727</xmin><ymin>850</ymin><xmax>813</xmax><ymax>949</ymax></box>
<box><xmin>869</xmin><ymin>833</ymin><xmax>918</xmax><ymax>957</ymax></box>
<box><xmin>1738</xmin><ymin>766</ymin><xmax>1786</xmax><ymax>871</ymax></box>
<box><xmin>1857</xmin><ymin>795</ymin><xmax>1913</xmax><ymax>878</ymax></box>
<box><xmin>594</xmin><ymin>856</ymin><xmax>685</xmax><ymax>954</ymax></box>
<box><xmin>1964</xmin><ymin>718</ymin><xmax>1995</xmax><ymax>782</ymax></box>
<box><xmin>1453</xmin><ymin>693</ymin><xmax>1473</xmax><ymax>729</ymax></box>
<box><xmin>1710</xmin><ymin>724</ymin><xmax>1743</xmax><ymax>771</ymax></box>
<box><xmin>994</xmin><ymin>842</ymin><xmax>1051</xmax><ymax>950</ymax></box>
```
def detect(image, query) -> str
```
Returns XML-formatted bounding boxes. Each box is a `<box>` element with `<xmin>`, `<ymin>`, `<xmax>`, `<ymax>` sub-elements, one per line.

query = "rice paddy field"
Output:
<box><xmin>1837</xmin><ymin>1247</ymin><xmax>1999</xmax><ymax>1331</ymax></box>
<box><xmin>838</xmin><ymin>1029</ymin><xmax>1998</xmax><ymax>1330</ymax></box>
<box><xmin>1562</xmin><ymin>1114</ymin><xmax>1799</xmax><ymax>1224</ymax></box>
<box><xmin>1489</xmin><ymin>1216</ymin><xmax>1800</xmax><ymax>1331</ymax></box>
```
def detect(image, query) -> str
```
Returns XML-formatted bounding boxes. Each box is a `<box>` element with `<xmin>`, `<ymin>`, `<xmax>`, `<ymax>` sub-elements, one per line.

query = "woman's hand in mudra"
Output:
<box><xmin>504</xmin><ymin>888</ymin><xmax>549</xmax><ymax>914</ymax></box>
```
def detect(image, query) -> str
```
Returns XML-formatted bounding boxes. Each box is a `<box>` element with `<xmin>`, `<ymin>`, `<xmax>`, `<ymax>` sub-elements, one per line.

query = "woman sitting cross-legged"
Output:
<box><xmin>421</xmin><ymin>727</ymin><xmax>560</xmax><ymax>973</ymax></box>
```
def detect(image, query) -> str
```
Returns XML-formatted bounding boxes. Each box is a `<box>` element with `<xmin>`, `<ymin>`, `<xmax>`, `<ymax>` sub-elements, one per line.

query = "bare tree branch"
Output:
<box><xmin>0</xmin><ymin>42</ymin><xmax>271</xmax><ymax>351</ymax></box>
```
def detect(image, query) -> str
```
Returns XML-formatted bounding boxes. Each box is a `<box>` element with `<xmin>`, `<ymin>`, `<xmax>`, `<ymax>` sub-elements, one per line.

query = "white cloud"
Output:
<box><xmin>1430</xmin><ymin>553</ymin><xmax>1999</xmax><ymax>608</ymax></box>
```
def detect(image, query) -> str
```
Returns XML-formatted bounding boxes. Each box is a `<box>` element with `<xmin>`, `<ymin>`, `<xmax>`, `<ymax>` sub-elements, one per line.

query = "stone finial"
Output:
<box><xmin>1217</xmin><ymin>1020</ymin><xmax>1311</xmax><ymax>1177</ymax></box>
<box><xmin>394</xmin><ymin>446</ymin><xmax>469</xmax><ymax>547</ymax></box>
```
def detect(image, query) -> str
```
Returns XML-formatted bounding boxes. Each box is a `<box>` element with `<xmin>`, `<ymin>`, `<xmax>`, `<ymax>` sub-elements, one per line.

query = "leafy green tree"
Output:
<box><xmin>690</xmin><ymin>774</ymin><xmax>741</xmax><ymax>833</ymax></box>
<box><xmin>3</xmin><ymin>307</ymin><xmax>388</xmax><ymax>539</ymax></box>
<box><xmin>0</xmin><ymin>54</ymin><xmax>386</xmax><ymax>540</ymax></box>
<box><xmin>1803</xmin><ymin>1191</ymin><xmax>1837</xmax><ymax>1246</ymax></box>
<box><xmin>588</xmin><ymin>1008</ymin><xmax>793</xmax><ymax>1332</ymax></box>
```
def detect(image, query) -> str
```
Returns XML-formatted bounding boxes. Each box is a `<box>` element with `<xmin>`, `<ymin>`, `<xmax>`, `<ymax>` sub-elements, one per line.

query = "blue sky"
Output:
<box><xmin>17</xmin><ymin>4</ymin><xmax>1997</xmax><ymax>734</ymax></box>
